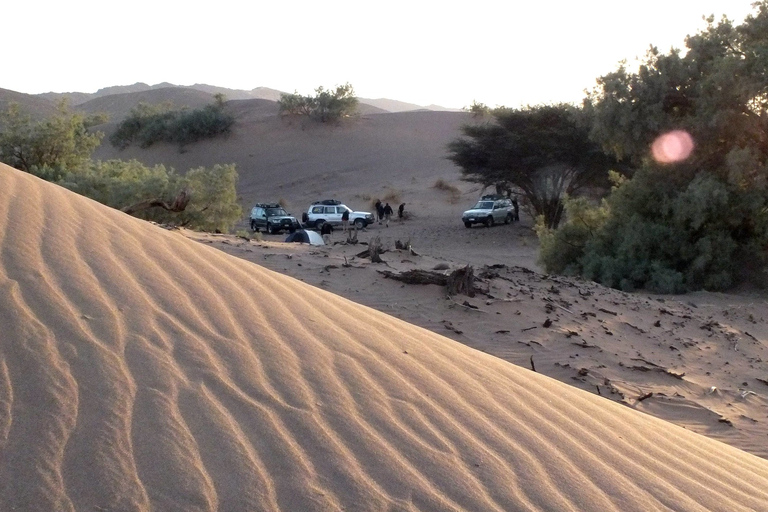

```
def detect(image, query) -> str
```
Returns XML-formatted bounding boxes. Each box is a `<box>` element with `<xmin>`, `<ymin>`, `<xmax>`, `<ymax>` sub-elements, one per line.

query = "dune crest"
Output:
<box><xmin>1</xmin><ymin>163</ymin><xmax>768</xmax><ymax>511</ymax></box>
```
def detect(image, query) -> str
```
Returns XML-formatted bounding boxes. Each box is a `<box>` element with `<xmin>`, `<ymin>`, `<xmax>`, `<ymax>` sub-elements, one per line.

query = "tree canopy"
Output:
<box><xmin>447</xmin><ymin>104</ymin><xmax>615</xmax><ymax>228</ymax></box>
<box><xmin>538</xmin><ymin>2</ymin><xmax>768</xmax><ymax>292</ymax></box>
<box><xmin>0</xmin><ymin>100</ymin><xmax>103</xmax><ymax>175</ymax></box>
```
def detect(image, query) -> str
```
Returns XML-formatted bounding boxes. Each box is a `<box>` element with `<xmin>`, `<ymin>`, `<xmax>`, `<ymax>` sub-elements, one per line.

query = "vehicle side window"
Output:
<box><xmin>312</xmin><ymin>206</ymin><xmax>324</xmax><ymax>214</ymax></box>
<box><xmin>325</xmin><ymin>206</ymin><xmax>336</xmax><ymax>214</ymax></box>
<box><xmin>256</xmin><ymin>208</ymin><xmax>265</xmax><ymax>217</ymax></box>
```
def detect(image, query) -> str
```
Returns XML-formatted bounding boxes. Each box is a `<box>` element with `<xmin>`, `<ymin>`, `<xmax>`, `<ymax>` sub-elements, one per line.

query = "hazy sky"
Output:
<box><xmin>5</xmin><ymin>1</ymin><xmax>757</xmax><ymax>108</ymax></box>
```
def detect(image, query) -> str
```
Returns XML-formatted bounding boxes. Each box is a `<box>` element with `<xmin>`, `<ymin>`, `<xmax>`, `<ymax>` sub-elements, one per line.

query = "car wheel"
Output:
<box><xmin>250</xmin><ymin>220</ymin><xmax>257</xmax><ymax>231</ymax></box>
<box><xmin>315</xmin><ymin>219</ymin><xmax>325</xmax><ymax>230</ymax></box>
<box><xmin>266</xmin><ymin>222</ymin><xmax>273</xmax><ymax>234</ymax></box>
<box><xmin>505</xmin><ymin>213</ymin><xmax>512</xmax><ymax>224</ymax></box>
<box><xmin>354</xmin><ymin>218</ymin><xmax>365</xmax><ymax>229</ymax></box>
<box><xmin>485</xmin><ymin>216</ymin><xmax>494</xmax><ymax>227</ymax></box>
<box><xmin>464</xmin><ymin>221</ymin><xmax>472</xmax><ymax>228</ymax></box>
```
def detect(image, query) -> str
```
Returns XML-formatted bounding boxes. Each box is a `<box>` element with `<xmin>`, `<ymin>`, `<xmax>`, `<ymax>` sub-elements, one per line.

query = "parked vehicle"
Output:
<box><xmin>250</xmin><ymin>203</ymin><xmax>300</xmax><ymax>234</ymax></box>
<box><xmin>461</xmin><ymin>196</ymin><xmax>513</xmax><ymax>228</ymax></box>
<box><xmin>303</xmin><ymin>200</ymin><xmax>375</xmax><ymax>229</ymax></box>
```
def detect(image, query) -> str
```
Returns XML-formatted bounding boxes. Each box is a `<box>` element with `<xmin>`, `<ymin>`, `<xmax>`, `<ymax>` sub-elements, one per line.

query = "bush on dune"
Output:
<box><xmin>0</xmin><ymin>101</ymin><xmax>242</xmax><ymax>232</ymax></box>
<box><xmin>109</xmin><ymin>94</ymin><xmax>234</xmax><ymax>150</ymax></box>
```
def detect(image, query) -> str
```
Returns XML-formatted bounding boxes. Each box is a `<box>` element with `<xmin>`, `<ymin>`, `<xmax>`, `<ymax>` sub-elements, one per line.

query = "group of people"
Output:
<box><xmin>374</xmin><ymin>200</ymin><xmax>405</xmax><ymax>227</ymax></box>
<box><xmin>320</xmin><ymin>200</ymin><xmax>405</xmax><ymax>244</ymax></box>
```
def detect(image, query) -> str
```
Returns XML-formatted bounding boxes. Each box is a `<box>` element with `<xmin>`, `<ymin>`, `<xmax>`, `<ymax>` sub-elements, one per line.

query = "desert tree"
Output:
<box><xmin>278</xmin><ymin>83</ymin><xmax>359</xmax><ymax>122</ymax></box>
<box><xmin>541</xmin><ymin>2</ymin><xmax>768</xmax><ymax>291</ymax></box>
<box><xmin>447</xmin><ymin>103</ymin><xmax>615</xmax><ymax>228</ymax></box>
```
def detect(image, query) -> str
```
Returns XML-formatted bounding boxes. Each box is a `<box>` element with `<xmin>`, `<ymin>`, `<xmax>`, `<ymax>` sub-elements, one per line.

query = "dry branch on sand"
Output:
<box><xmin>378</xmin><ymin>265</ymin><xmax>477</xmax><ymax>297</ymax></box>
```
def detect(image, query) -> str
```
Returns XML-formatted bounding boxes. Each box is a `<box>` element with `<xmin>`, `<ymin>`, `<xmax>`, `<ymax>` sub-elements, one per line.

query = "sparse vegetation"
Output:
<box><xmin>278</xmin><ymin>83</ymin><xmax>358</xmax><ymax>123</ymax></box>
<box><xmin>465</xmin><ymin>101</ymin><xmax>490</xmax><ymax>117</ymax></box>
<box><xmin>109</xmin><ymin>94</ymin><xmax>234</xmax><ymax>150</ymax></box>
<box><xmin>0</xmin><ymin>100</ymin><xmax>103</xmax><ymax>175</ymax></box>
<box><xmin>381</xmin><ymin>188</ymin><xmax>401</xmax><ymax>205</ymax></box>
<box><xmin>0</xmin><ymin>102</ymin><xmax>242</xmax><ymax>232</ymax></box>
<box><xmin>433</xmin><ymin>178</ymin><xmax>461</xmax><ymax>203</ymax></box>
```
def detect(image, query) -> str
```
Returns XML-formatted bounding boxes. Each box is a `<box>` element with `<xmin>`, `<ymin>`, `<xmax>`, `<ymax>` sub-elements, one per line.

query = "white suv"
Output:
<box><xmin>462</xmin><ymin>197</ymin><xmax>513</xmax><ymax>228</ymax></box>
<box><xmin>304</xmin><ymin>200</ymin><xmax>375</xmax><ymax>230</ymax></box>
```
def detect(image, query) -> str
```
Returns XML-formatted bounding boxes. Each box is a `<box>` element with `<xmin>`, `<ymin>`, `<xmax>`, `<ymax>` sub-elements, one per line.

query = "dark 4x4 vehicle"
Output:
<box><xmin>250</xmin><ymin>203</ymin><xmax>300</xmax><ymax>234</ymax></box>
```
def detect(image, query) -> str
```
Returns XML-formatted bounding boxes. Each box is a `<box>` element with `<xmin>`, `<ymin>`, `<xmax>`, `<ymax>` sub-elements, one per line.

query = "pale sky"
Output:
<box><xmin>4</xmin><ymin>1</ymin><xmax>757</xmax><ymax>109</ymax></box>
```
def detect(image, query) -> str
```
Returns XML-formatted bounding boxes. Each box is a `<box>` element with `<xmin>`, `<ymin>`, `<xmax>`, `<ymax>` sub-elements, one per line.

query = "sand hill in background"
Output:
<box><xmin>3</xmin><ymin>164</ymin><xmax>768</xmax><ymax>511</ymax></box>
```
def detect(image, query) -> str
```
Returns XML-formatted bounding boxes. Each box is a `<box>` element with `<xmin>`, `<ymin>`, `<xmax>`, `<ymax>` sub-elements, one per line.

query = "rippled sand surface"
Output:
<box><xmin>2</xmin><ymin>164</ymin><xmax>768</xmax><ymax>511</ymax></box>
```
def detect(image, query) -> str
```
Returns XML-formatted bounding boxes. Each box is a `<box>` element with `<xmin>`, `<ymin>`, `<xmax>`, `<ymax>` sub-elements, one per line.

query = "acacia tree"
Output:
<box><xmin>447</xmin><ymin>104</ymin><xmax>615</xmax><ymax>228</ymax></box>
<box><xmin>278</xmin><ymin>83</ymin><xmax>358</xmax><ymax>122</ymax></box>
<box><xmin>542</xmin><ymin>2</ymin><xmax>768</xmax><ymax>292</ymax></box>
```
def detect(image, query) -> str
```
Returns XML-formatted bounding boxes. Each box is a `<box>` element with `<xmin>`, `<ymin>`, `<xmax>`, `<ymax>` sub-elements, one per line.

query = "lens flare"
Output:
<box><xmin>651</xmin><ymin>130</ymin><xmax>694</xmax><ymax>163</ymax></box>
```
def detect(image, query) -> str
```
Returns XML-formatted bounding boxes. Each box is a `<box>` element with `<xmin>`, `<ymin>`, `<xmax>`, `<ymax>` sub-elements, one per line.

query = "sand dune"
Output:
<box><xmin>2</xmin><ymin>163</ymin><xmax>768</xmax><ymax>511</ymax></box>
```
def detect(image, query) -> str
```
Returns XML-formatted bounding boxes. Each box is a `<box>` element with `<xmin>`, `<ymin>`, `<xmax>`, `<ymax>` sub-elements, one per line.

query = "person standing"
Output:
<box><xmin>398</xmin><ymin>203</ymin><xmax>405</xmax><ymax>220</ymax></box>
<box><xmin>383</xmin><ymin>202</ymin><xmax>393</xmax><ymax>227</ymax></box>
<box><xmin>374</xmin><ymin>200</ymin><xmax>382</xmax><ymax>223</ymax></box>
<box><xmin>341</xmin><ymin>208</ymin><xmax>350</xmax><ymax>233</ymax></box>
<box><xmin>511</xmin><ymin>197</ymin><xmax>520</xmax><ymax>222</ymax></box>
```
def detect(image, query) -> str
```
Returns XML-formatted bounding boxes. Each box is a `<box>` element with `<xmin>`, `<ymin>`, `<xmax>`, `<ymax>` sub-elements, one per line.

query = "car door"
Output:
<box><xmin>492</xmin><ymin>201</ymin><xmax>506</xmax><ymax>222</ymax></box>
<box><xmin>326</xmin><ymin>206</ymin><xmax>343</xmax><ymax>225</ymax></box>
<box><xmin>254</xmin><ymin>207</ymin><xmax>267</xmax><ymax>229</ymax></box>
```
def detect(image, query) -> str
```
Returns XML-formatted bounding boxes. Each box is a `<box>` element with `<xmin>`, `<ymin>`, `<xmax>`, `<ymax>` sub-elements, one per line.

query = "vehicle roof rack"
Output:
<box><xmin>480</xmin><ymin>194</ymin><xmax>505</xmax><ymax>200</ymax></box>
<box><xmin>311</xmin><ymin>199</ymin><xmax>342</xmax><ymax>205</ymax></box>
<box><xmin>253</xmin><ymin>203</ymin><xmax>282</xmax><ymax>208</ymax></box>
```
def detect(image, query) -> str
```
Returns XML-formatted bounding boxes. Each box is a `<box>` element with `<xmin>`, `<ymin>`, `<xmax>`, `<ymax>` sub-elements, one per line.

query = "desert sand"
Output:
<box><xmin>3</xmin><ymin>163</ymin><xmax>768</xmax><ymax>512</ymax></box>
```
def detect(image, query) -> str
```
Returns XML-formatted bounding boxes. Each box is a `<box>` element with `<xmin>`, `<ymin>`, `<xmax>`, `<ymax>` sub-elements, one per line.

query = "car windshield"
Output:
<box><xmin>266</xmin><ymin>208</ymin><xmax>288</xmax><ymax>216</ymax></box>
<box><xmin>472</xmin><ymin>201</ymin><xmax>494</xmax><ymax>210</ymax></box>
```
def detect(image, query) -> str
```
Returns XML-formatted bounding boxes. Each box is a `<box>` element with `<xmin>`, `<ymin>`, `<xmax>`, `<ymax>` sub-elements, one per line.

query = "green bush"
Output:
<box><xmin>58</xmin><ymin>160</ymin><xmax>243</xmax><ymax>232</ymax></box>
<box><xmin>110</xmin><ymin>96</ymin><xmax>234</xmax><ymax>150</ymax></box>
<box><xmin>536</xmin><ymin>196</ymin><xmax>608</xmax><ymax>276</ymax></box>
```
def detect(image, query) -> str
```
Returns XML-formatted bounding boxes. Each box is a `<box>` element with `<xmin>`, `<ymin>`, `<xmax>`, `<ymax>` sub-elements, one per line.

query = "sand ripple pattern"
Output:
<box><xmin>1</xmin><ymin>164</ymin><xmax>768</xmax><ymax>511</ymax></box>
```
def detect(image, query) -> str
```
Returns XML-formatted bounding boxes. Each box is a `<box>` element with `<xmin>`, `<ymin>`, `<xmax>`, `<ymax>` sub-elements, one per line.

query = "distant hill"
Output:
<box><xmin>76</xmin><ymin>87</ymin><xmax>218</xmax><ymax>121</ymax></box>
<box><xmin>32</xmin><ymin>83</ymin><xmax>452</xmax><ymax>113</ymax></box>
<box><xmin>357</xmin><ymin>98</ymin><xmax>459</xmax><ymax>113</ymax></box>
<box><xmin>0</xmin><ymin>88</ymin><xmax>59</xmax><ymax>121</ymax></box>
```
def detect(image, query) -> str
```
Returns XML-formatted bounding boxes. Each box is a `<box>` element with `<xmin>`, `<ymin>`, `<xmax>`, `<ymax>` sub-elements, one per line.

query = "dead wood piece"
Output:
<box><xmin>637</xmin><ymin>392</ymin><xmax>653</xmax><ymax>402</ymax></box>
<box><xmin>446</xmin><ymin>265</ymin><xmax>476</xmax><ymax>297</ymax></box>
<box><xmin>630</xmin><ymin>358</ymin><xmax>662</xmax><ymax>368</ymax></box>
<box><xmin>571</xmin><ymin>341</ymin><xmax>599</xmax><ymax>348</ymax></box>
<box><xmin>622</xmin><ymin>322</ymin><xmax>647</xmax><ymax>334</ymax></box>
<box><xmin>543</xmin><ymin>297</ymin><xmax>574</xmax><ymax>315</ymax></box>
<box><xmin>530</xmin><ymin>356</ymin><xmax>536</xmax><ymax>372</ymax></box>
<box><xmin>122</xmin><ymin>188</ymin><xmax>190</xmax><ymax>215</ymax></box>
<box><xmin>745</xmin><ymin>331</ymin><xmax>759</xmax><ymax>341</ymax></box>
<box><xmin>378</xmin><ymin>269</ymin><xmax>448</xmax><ymax>286</ymax></box>
<box><xmin>598</xmin><ymin>308</ymin><xmax>618</xmax><ymax>316</ymax></box>
<box><xmin>368</xmin><ymin>235</ymin><xmax>383</xmax><ymax>262</ymax></box>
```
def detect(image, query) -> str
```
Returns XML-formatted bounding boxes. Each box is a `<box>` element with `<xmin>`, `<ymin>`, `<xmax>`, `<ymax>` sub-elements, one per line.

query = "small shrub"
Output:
<box><xmin>382</xmin><ymin>188</ymin><xmax>401</xmax><ymax>205</ymax></box>
<box><xmin>433</xmin><ymin>178</ymin><xmax>461</xmax><ymax>203</ymax></box>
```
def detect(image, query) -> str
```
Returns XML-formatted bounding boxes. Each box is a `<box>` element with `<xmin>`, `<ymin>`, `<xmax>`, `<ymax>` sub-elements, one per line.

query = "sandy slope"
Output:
<box><xmin>2</xmin><ymin>164</ymin><xmax>768</xmax><ymax>511</ymax></box>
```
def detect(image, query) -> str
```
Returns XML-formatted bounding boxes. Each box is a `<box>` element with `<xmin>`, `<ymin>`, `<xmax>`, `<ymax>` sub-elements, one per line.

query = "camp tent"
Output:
<box><xmin>284</xmin><ymin>229</ymin><xmax>325</xmax><ymax>246</ymax></box>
